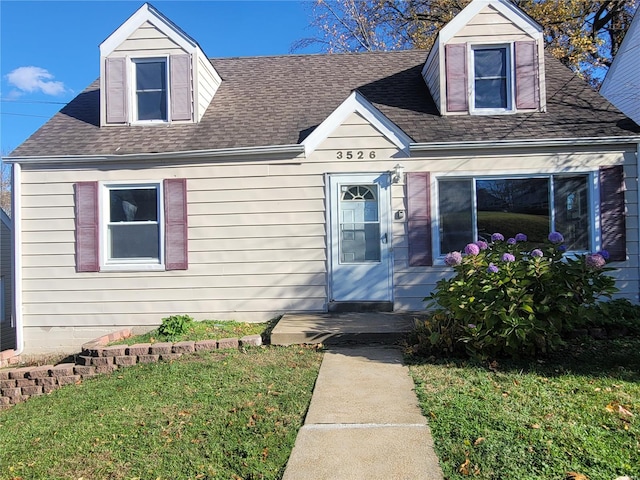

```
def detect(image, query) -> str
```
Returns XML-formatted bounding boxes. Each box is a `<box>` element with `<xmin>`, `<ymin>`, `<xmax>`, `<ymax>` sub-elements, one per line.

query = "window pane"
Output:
<box><xmin>554</xmin><ymin>176</ymin><xmax>589</xmax><ymax>250</ymax></box>
<box><xmin>341</xmin><ymin>223</ymin><xmax>381</xmax><ymax>262</ymax></box>
<box><xmin>136</xmin><ymin>62</ymin><xmax>166</xmax><ymax>90</ymax></box>
<box><xmin>476</xmin><ymin>179</ymin><xmax>549</xmax><ymax>243</ymax></box>
<box><xmin>439</xmin><ymin>179</ymin><xmax>473</xmax><ymax>253</ymax></box>
<box><xmin>137</xmin><ymin>92</ymin><xmax>167</xmax><ymax>121</ymax></box>
<box><xmin>475</xmin><ymin>79</ymin><xmax>507</xmax><ymax>109</ymax></box>
<box><xmin>474</xmin><ymin>49</ymin><xmax>506</xmax><ymax>77</ymax></box>
<box><xmin>110</xmin><ymin>188</ymin><xmax>158</xmax><ymax>222</ymax></box>
<box><xmin>109</xmin><ymin>224</ymin><xmax>159</xmax><ymax>259</ymax></box>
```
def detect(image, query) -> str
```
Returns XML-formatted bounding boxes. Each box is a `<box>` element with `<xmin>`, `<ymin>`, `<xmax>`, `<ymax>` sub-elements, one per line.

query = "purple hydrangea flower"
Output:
<box><xmin>515</xmin><ymin>233</ymin><xmax>528</xmax><ymax>242</ymax></box>
<box><xmin>586</xmin><ymin>253</ymin><xmax>606</xmax><ymax>269</ymax></box>
<box><xmin>501</xmin><ymin>253</ymin><xmax>516</xmax><ymax>262</ymax></box>
<box><xmin>507</xmin><ymin>237</ymin><xmax>517</xmax><ymax>245</ymax></box>
<box><xmin>464</xmin><ymin>243</ymin><xmax>480</xmax><ymax>256</ymax></box>
<box><xmin>491</xmin><ymin>233</ymin><xmax>505</xmax><ymax>242</ymax></box>
<box><xmin>548</xmin><ymin>231</ymin><xmax>564</xmax><ymax>244</ymax></box>
<box><xmin>444</xmin><ymin>251</ymin><xmax>463</xmax><ymax>266</ymax></box>
<box><xmin>475</xmin><ymin>240</ymin><xmax>489</xmax><ymax>251</ymax></box>
<box><xmin>531</xmin><ymin>249</ymin><xmax>544</xmax><ymax>258</ymax></box>
<box><xmin>467</xmin><ymin>324</ymin><xmax>477</xmax><ymax>329</ymax></box>
<box><xmin>487</xmin><ymin>263</ymin><xmax>499</xmax><ymax>273</ymax></box>
<box><xmin>597</xmin><ymin>250</ymin><xmax>610</xmax><ymax>261</ymax></box>
<box><xmin>558</xmin><ymin>245</ymin><xmax>567</xmax><ymax>253</ymax></box>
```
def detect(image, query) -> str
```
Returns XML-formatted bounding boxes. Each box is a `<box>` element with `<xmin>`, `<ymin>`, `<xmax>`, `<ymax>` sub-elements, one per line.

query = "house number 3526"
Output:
<box><xmin>336</xmin><ymin>150</ymin><xmax>376</xmax><ymax>159</ymax></box>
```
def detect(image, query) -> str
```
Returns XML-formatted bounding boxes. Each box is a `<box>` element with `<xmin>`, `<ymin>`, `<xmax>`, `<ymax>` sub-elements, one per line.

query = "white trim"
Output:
<box><xmin>410</xmin><ymin>136</ymin><xmax>640</xmax><ymax>153</ymax></box>
<box><xmin>301</xmin><ymin>91</ymin><xmax>413</xmax><ymax>156</ymax></box>
<box><xmin>4</xmin><ymin>144</ymin><xmax>305</xmax><ymax>165</ymax></box>
<box><xmin>11</xmin><ymin>163</ymin><xmax>23</xmax><ymax>355</ymax></box>
<box><xmin>100</xmin><ymin>3</ymin><xmax>198</xmax><ymax>57</ymax></box>
<box><xmin>438</xmin><ymin>0</ymin><xmax>542</xmax><ymax>45</ymax></box>
<box><xmin>99</xmin><ymin>181</ymin><xmax>165</xmax><ymax>271</ymax></box>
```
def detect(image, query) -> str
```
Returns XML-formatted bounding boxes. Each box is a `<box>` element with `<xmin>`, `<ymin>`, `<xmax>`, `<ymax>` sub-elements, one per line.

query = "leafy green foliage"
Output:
<box><xmin>424</xmin><ymin>234</ymin><xmax>618</xmax><ymax>359</ymax></box>
<box><xmin>583</xmin><ymin>298</ymin><xmax>640</xmax><ymax>335</ymax></box>
<box><xmin>157</xmin><ymin>314</ymin><xmax>194</xmax><ymax>339</ymax></box>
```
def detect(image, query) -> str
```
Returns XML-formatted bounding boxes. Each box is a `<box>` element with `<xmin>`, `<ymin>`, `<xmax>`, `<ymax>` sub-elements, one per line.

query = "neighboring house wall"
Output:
<box><xmin>1</xmin><ymin>210</ymin><xmax>15</xmax><ymax>352</ymax></box>
<box><xmin>601</xmin><ymin>8</ymin><xmax>640</xmax><ymax>126</ymax></box>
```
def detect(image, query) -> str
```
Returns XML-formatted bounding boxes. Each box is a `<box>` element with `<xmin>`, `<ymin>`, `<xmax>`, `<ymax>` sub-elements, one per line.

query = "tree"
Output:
<box><xmin>295</xmin><ymin>0</ymin><xmax>638</xmax><ymax>84</ymax></box>
<box><xmin>0</xmin><ymin>156</ymin><xmax>11</xmax><ymax>216</ymax></box>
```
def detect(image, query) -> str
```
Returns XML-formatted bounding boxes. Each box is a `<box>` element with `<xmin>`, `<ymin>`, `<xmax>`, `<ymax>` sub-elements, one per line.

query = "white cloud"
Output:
<box><xmin>6</xmin><ymin>66</ymin><xmax>66</xmax><ymax>96</ymax></box>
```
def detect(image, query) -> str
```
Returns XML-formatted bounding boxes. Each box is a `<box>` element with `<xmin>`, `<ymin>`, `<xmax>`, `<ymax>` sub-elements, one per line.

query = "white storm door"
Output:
<box><xmin>329</xmin><ymin>174</ymin><xmax>392</xmax><ymax>302</ymax></box>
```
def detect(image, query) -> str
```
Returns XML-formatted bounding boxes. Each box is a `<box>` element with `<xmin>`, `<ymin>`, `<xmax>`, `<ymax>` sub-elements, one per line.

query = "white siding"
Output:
<box><xmin>449</xmin><ymin>5</ymin><xmax>532</xmax><ymax>44</ymax></box>
<box><xmin>18</xmin><ymin>113</ymin><xmax>639</xmax><ymax>353</ymax></box>
<box><xmin>601</xmin><ymin>10</ymin><xmax>640</xmax><ymax>125</ymax></box>
<box><xmin>195</xmin><ymin>52</ymin><xmax>221</xmax><ymax>121</ymax></box>
<box><xmin>111</xmin><ymin>21</ymin><xmax>184</xmax><ymax>56</ymax></box>
<box><xmin>422</xmin><ymin>47</ymin><xmax>441</xmax><ymax>111</ymax></box>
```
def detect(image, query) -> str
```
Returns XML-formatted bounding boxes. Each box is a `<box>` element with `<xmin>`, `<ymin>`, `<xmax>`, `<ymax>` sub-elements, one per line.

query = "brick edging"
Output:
<box><xmin>0</xmin><ymin>333</ymin><xmax>262</xmax><ymax>409</ymax></box>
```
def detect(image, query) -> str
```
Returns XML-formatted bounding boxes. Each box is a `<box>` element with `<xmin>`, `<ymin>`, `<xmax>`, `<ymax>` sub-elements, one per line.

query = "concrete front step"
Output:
<box><xmin>270</xmin><ymin>312</ymin><xmax>417</xmax><ymax>346</ymax></box>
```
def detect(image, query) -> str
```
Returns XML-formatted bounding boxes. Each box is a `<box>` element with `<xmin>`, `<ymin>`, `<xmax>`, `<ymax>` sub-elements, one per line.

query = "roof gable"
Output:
<box><xmin>438</xmin><ymin>0</ymin><xmax>542</xmax><ymax>44</ymax></box>
<box><xmin>301</xmin><ymin>90</ymin><xmax>413</xmax><ymax>156</ymax></box>
<box><xmin>1</xmin><ymin>209</ymin><xmax>11</xmax><ymax>229</ymax></box>
<box><xmin>100</xmin><ymin>3</ymin><xmax>199</xmax><ymax>57</ymax></box>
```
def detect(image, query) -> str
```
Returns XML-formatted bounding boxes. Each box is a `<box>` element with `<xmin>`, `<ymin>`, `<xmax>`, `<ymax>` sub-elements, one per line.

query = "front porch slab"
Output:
<box><xmin>270</xmin><ymin>312</ymin><xmax>419</xmax><ymax>346</ymax></box>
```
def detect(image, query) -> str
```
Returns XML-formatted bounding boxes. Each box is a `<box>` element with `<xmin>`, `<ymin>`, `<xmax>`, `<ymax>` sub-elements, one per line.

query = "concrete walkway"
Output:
<box><xmin>282</xmin><ymin>346</ymin><xmax>444</xmax><ymax>480</ymax></box>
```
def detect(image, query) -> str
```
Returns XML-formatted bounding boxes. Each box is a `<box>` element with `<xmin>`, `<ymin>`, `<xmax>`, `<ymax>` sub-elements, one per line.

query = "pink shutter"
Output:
<box><xmin>105</xmin><ymin>57</ymin><xmax>128</xmax><ymax>124</ymax></box>
<box><xmin>515</xmin><ymin>41</ymin><xmax>539</xmax><ymax>110</ymax></box>
<box><xmin>600</xmin><ymin>165</ymin><xmax>626</xmax><ymax>262</ymax></box>
<box><xmin>407</xmin><ymin>172</ymin><xmax>432</xmax><ymax>266</ymax></box>
<box><xmin>170</xmin><ymin>55</ymin><xmax>192</xmax><ymax>121</ymax></box>
<box><xmin>75</xmin><ymin>182</ymin><xmax>99</xmax><ymax>272</ymax></box>
<box><xmin>164</xmin><ymin>178</ymin><xmax>188</xmax><ymax>270</ymax></box>
<box><xmin>445</xmin><ymin>44</ymin><xmax>468</xmax><ymax>113</ymax></box>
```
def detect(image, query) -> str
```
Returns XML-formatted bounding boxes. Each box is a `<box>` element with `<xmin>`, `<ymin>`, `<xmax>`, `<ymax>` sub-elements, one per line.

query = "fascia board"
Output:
<box><xmin>439</xmin><ymin>0</ymin><xmax>542</xmax><ymax>45</ymax></box>
<box><xmin>410</xmin><ymin>136</ymin><xmax>640</xmax><ymax>152</ymax></box>
<box><xmin>100</xmin><ymin>3</ymin><xmax>198</xmax><ymax>57</ymax></box>
<box><xmin>3</xmin><ymin>144</ymin><xmax>305</xmax><ymax>165</ymax></box>
<box><xmin>301</xmin><ymin>90</ymin><xmax>413</xmax><ymax>156</ymax></box>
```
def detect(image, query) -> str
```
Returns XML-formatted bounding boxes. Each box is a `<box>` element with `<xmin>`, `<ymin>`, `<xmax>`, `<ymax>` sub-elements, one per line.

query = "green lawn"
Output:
<box><xmin>0</xmin><ymin>346</ymin><xmax>322</xmax><ymax>480</ymax></box>
<box><xmin>410</xmin><ymin>336</ymin><xmax>640</xmax><ymax>480</ymax></box>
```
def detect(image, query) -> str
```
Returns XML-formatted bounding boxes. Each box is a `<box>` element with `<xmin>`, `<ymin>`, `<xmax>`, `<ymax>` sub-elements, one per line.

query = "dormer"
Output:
<box><xmin>99</xmin><ymin>3</ymin><xmax>221</xmax><ymax>127</ymax></box>
<box><xmin>422</xmin><ymin>0</ymin><xmax>546</xmax><ymax>116</ymax></box>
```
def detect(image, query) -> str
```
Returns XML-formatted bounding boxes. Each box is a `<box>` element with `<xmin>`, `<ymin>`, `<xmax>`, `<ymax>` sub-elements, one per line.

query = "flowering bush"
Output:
<box><xmin>424</xmin><ymin>232</ymin><xmax>618</xmax><ymax>359</ymax></box>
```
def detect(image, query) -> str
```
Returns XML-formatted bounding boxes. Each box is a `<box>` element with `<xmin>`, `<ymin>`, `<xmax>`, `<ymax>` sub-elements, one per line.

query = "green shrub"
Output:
<box><xmin>425</xmin><ymin>232</ymin><xmax>617</xmax><ymax>359</ymax></box>
<box><xmin>584</xmin><ymin>298</ymin><xmax>640</xmax><ymax>335</ymax></box>
<box><xmin>157</xmin><ymin>314</ymin><xmax>194</xmax><ymax>339</ymax></box>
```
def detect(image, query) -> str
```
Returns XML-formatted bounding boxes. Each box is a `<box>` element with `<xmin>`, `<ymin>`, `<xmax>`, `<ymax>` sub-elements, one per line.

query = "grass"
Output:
<box><xmin>112</xmin><ymin>319</ymin><xmax>270</xmax><ymax>345</ymax></box>
<box><xmin>0</xmin><ymin>346</ymin><xmax>322</xmax><ymax>480</ymax></box>
<box><xmin>409</xmin><ymin>336</ymin><xmax>640</xmax><ymax>480</ymax></box>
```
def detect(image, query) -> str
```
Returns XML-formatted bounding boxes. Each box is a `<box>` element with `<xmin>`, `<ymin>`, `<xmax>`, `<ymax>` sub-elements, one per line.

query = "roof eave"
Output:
<box><xmin>4</xmin><ymin>144</ymin><xmax>305</xmax><ymax>165</ymax></box>
<box><xmin>410</xmin><ymin>136</ymin><xmax>640</xmax><ymax>153</ymax></box>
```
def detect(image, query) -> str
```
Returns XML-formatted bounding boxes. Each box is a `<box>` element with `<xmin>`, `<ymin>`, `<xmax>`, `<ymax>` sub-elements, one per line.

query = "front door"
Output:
<box><xmin>329</xmin><ymin>174</ymin><xmax>392</xmax><ymax>302</ymax></box>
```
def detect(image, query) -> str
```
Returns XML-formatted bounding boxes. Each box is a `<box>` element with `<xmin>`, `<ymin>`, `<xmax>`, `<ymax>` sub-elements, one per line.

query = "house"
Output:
<box><xmin>1</xmin><ymin>208</ymin><xmax>16</xmax><ymax>355</ymax></box>
<box><xmin>5</xmin><ymin>0</ymin><xmax>640</xmax><ymax>355</ymax></box>
<box><xmin>601</xmin><ymin>6</ymin><xmax>640</xmax><ymax>126</ymax></box>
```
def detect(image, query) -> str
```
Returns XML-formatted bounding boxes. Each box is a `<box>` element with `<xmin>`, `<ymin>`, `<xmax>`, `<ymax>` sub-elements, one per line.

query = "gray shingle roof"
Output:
<box><xmin>10</xmin><ymin>49</ymin><xmax>639</xmax><ymax>157</ymax></box>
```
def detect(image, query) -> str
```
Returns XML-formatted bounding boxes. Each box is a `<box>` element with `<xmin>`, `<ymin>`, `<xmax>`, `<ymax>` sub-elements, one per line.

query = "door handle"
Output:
<box><xmin>381</xmin><ymin>233</ymin><xmax>388</xmax><ymax>244</ymax></box>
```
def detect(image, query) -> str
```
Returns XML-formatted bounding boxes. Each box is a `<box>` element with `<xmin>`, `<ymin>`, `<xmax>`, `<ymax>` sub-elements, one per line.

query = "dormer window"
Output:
<box><xmin>133</xmin><ymin>58</ymin><xmax>168</xmax><ymax>122</ymax></box>
<box><xmin>472</xmin><ymin>45</ymin><xmax>511</xmax><ymax>112</ymax></box>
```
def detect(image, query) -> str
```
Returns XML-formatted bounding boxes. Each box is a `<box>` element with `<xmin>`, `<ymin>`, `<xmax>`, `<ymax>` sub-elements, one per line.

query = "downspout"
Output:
<box><xmin>12</xmin><ymin>163</ymin><xmax>23</xmax><ymax>356</ymax></box>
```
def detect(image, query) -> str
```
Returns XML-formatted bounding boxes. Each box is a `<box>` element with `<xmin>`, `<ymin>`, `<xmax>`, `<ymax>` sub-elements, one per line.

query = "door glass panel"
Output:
<box><xmin>340</xmin><ymin>185</ymin><xmax>380</xmax><ymax>263</ymax></box>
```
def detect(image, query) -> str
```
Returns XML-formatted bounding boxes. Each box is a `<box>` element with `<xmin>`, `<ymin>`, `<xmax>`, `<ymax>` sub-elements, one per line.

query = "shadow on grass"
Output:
<box><xmin>405</xmin><ymin>335</ymin><xmax>640</xmax><ymax>382</ymax></box>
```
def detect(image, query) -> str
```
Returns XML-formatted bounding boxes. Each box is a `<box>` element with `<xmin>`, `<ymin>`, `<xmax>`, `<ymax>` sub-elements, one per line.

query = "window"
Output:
<box><xmin>103</xmin><ymin>183</ymin><xmax>163</xmax><ymax>266</ymax></box>
<box><xmin>472</xmin><ymin>46</ymin><xmax>511</xmax><ymax>111</ymax></box>
<box><xmin>133</xmin><ymin>59</ymin><xmax>167</xmax><ymax>121</ymax></box>
<box><xmin>437</xmin><ymin>175</ymin><xmax>590</xmax><ymax>254</ymax></box>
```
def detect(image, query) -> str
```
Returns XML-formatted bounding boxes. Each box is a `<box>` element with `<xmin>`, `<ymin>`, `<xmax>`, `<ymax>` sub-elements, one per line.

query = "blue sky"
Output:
<box><xmin>0</xmin><ymin>0</ymin><xmax>318</xmax><ymax>154</ymax></box>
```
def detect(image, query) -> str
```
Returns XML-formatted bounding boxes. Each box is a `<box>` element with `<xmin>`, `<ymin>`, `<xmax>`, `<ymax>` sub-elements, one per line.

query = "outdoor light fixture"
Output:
<box><xmin>391</xmin><ymin>163</ymin><xmax>405</xmax><ymax>184</ymax></box>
